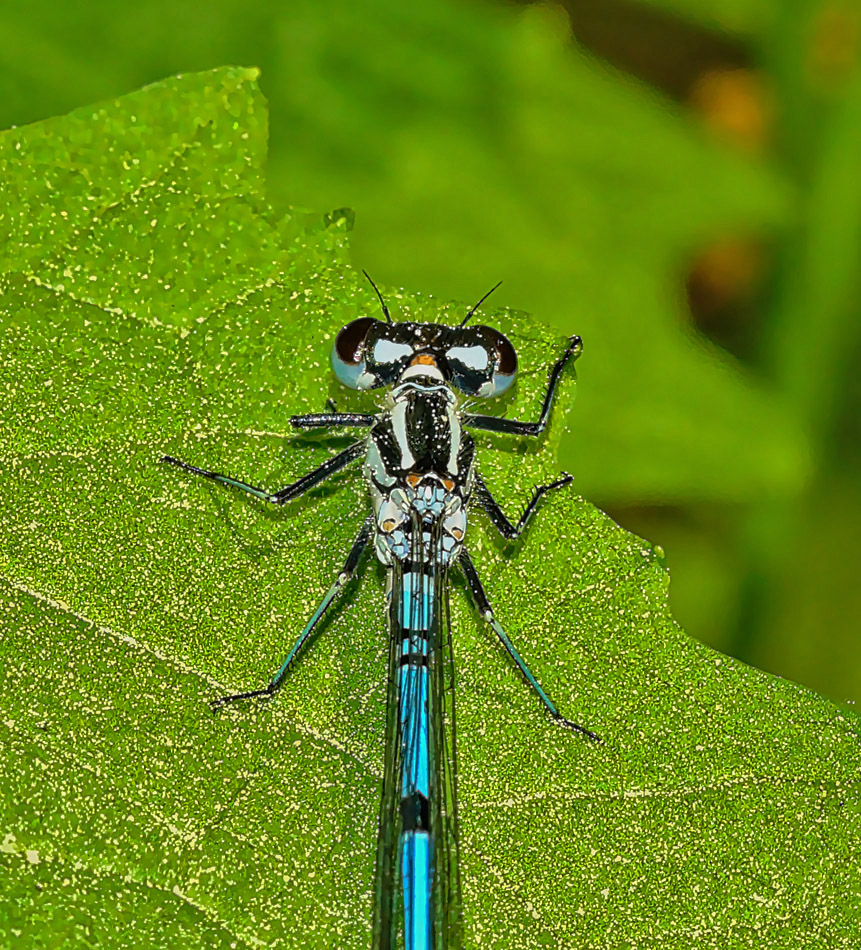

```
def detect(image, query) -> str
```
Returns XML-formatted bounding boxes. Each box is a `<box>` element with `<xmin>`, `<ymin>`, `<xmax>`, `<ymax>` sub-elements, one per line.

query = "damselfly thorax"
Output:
<box><xmin>369</xmin><ymin>371</ymin><xmax>472</xmax><ymax>568</ymax></box>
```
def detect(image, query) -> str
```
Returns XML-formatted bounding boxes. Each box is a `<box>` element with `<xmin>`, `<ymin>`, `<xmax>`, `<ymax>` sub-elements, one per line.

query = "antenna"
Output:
<box><xmin>362</xmin><ymin>270</ymin><xmax>394</xmax><ymax>324</ymax></box>
<box><xmin>460</xmin><ymin>280</ymin><xmax>502</xmax><ymax>327</ymax></box>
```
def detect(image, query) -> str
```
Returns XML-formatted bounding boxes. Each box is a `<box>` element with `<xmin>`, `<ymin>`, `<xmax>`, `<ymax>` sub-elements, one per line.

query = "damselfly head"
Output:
<box><xmin>332</xmin><ymin>316</ymin><xmax>517</xmax><ymax>397</ymax></box>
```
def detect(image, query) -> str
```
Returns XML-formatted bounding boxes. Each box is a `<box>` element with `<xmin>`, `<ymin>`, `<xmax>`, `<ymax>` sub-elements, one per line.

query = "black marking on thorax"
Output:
<box><xmin>369</xmin><ymin>386</ymin><xmax>475</xmax><ymax>487</ymax></box>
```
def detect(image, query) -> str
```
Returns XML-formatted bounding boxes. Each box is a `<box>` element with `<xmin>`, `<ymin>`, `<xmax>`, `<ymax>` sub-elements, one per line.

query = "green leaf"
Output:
<box><xmin>0</xmin><ymin>0</ymin><xmax>808</xmax><ymax>506</ymax></box>
<box><xmin>2</xmin><ymin>68</ymin><xmax>859</xmax><ymax>949</ymax></box>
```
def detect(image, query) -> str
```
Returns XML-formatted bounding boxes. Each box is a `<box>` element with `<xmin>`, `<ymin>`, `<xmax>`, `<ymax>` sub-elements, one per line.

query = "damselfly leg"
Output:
<box><xmin>473</xmin><ymin>470</ymin><xmax>573</xmax><ymax>540</ymax></box>
<box><xmin>159</xmin><ymin>448</ymin><xmax>371</xmax><ymax>708</ymax></box>
<box><xmin>287</xmin><ymin>394</ymin><xmax>376</xmax><ymax>429</ymax></box>
<box><xmin>209</xmin><ymin>515</ymin><xmax>373</xmax><ymax>708</ymax></box>
<box><xmin>290</xmin><ymin>411</ymin><xmax>376</xmax><ymax>430</ymax></box>
<box><xmin>459</xmin><ymin>548</ymin><xmax>600</xmax><ymax>742</ymax></box>
<box><xmin>463</xmin><ymin>335</ymin><xmax>582</xmax><ymax>437</ymax></box>
<box><xmin>159</xmin><ymin>442</ymin><xmax>364</xmax><ymax>504</ymax></box>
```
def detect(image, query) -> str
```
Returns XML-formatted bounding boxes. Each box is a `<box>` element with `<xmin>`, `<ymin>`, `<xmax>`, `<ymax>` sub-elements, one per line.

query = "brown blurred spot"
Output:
<box><xmin>808</xmin><ymin>4</ymin><xmax>860</xmax><ymax>92</ymax></box>
<box><xmin>687</xmin><ymin>237</ymin><xmax>765</xmax><ymax>324</ymax></box>
<box><xmin>688</xmin><ymin>68</ymin><xmax>772</xmax><ymax>153</ymax></box>
<box><xmin>563</xmin><ymin>0</ymin><xmax>748</xmax><ymax>101</ymax></box>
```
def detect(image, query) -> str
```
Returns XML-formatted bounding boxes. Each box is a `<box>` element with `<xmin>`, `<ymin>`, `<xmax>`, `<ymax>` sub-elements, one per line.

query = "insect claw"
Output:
<box><xmin>210</xmin><ymin>686</ymin><xmax>274</xmax><ymax>710</ymax></box>
<box><xmin>556</xmin><ymin>714</ymin><xmax>603</xmax><ymax>743</ymax></box>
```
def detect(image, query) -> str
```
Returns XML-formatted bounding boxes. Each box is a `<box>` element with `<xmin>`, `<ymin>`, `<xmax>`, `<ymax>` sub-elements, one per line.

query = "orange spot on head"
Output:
<box><xmin>411</xmin><ymin>353</ymin><xmax>437</xmax><ymax>367</ymax></box>
<box><xmin>407</xmin><ymin>473</ymin><xmax>422</xmax><ymax>487</ymax></box>
<box><xmin>443</xmin><ymin>478</ymin><xmax>455</xmax><ymax>491</ymax></box>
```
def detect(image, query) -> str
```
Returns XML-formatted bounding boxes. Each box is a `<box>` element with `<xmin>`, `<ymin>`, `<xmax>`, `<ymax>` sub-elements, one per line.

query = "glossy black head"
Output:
<box><xmin>332</xmin><ymin>318</ymin><xmax>517</xmax><ymax>397</ymax></box>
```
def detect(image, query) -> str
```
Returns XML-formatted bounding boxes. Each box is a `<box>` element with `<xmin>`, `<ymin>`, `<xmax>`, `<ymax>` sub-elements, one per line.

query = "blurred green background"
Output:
<box><xmin>2</xmin><ymin>0</ymin><xmax>858</xmax><ymax>706</ymax></box>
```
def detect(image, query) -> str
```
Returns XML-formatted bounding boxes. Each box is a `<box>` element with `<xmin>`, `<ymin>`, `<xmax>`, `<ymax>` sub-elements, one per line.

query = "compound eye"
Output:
<box><xmin>334</xmin><ymin>317</ymin><xmax>377</xmax><ymax>366</ymax></box>
<box><xmin>477</xmin><ymin>326</ymin><xmax>516</xmax><ymax>396</ymax></box>
<box><xmin>491</xmin><ymin>331</ymin><xmax>517</xmax><ymax>381</ymax></box>
<box><xmin>450</xmin><ymin>326</ymin><xmax>517</xmax><ymax>397</ymax></box>
<box><xmin>487</xmin><ymin>331</ymin><xmax>517</xmax><ymax>395</ymax></box>
<box><xmin>332</xmin><ymin>317</ymin><xmax>380</xmax><ymax>389</ymax></box>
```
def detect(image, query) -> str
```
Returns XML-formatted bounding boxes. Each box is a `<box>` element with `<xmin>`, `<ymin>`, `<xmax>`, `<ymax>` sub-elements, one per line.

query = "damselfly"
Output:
<box><xmin>160</xmin><ymin>275</ymin><xmax>599</xmax><ymax>950</ymax></box>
